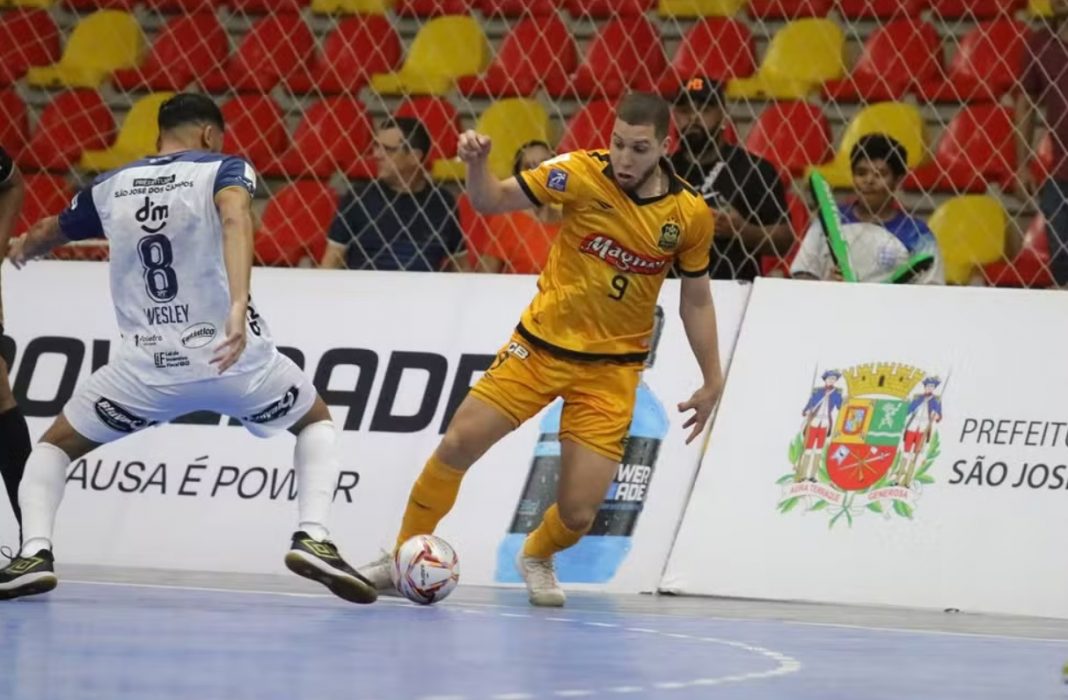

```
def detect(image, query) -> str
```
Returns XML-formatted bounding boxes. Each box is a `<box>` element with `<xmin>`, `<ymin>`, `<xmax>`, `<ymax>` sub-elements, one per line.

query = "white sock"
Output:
<box><xmin>294</xmin><ymin>420</ymin><xmax>340</xmax><ymax>542</ymax></box>
<box><xmin>19</xmin><ymin>443</ymin><xmax>70</xmax><ymax>557</ymax></box>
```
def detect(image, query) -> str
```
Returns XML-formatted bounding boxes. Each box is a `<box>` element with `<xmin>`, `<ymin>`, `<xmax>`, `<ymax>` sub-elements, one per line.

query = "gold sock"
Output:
<box><xmin>523</xmin><ymin>504</ymin><xmax>586</xmax><ymax>559</ymax></box>
<box><xmin>395</xmin><ymin>454</ymin><xmax>466</xmax><ymax>550</ymax></box>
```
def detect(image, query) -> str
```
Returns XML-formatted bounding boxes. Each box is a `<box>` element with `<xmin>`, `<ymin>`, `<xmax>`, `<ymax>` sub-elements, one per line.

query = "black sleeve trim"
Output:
<box><xmin>678</xmin><ymin>265</ymin><xmax>710</xmax><ymax>278</ymax></box>
<box><xmin>514</xmin><ymin>172</ymin><xmax>542</xmax><ymax>207</ymax></box>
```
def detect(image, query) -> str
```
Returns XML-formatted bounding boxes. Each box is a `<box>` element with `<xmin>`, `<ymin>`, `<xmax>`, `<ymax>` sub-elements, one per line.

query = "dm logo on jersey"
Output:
<box><xmin>245</xmin><ymin>386</ymin><xmax>300</xmax><ymax>425</ymax></box>
<box><xmin>658</xmin><ymin>221</ymin><xmax>681</xmax><ymax>252</ymax></box>
<box><xmin>94</xmin><ymin>398</ymin><xmax>156</xmax><ymax>434</ymax></box>
<box><xmin>547</xmin><ymin>169</ymin><xmax>568</xmax><ymax>192</ymax></box>
<box><xmin>778</xmin><ymin>363</ymin><xmax>947</xmax><ymax>528</ymax></box>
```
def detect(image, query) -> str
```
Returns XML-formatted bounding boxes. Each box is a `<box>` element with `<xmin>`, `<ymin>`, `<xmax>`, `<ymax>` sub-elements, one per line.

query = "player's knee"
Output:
<box><xmin>557</xmin><ymin>502</ymin><xmax>596</xmax><ymax>533</ymax></box>
<box><xmin>435</xmin><ymin>428</ymin><xmax>476</xmax><ymax>470</ymax></box>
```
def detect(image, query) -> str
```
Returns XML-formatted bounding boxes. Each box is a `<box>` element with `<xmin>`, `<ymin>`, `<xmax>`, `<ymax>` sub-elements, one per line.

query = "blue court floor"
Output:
<box><xmin>1</xmin><ymin>568</ymin><xmax>1066</xmax><ymax>700</ymax></box>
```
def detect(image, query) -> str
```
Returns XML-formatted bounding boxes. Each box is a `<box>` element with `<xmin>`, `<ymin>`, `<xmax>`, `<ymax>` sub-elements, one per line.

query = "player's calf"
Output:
<box><xmin>0</xmin><ymin>548</ymin><xmax>57</xmax><ymax>600</ymax></box>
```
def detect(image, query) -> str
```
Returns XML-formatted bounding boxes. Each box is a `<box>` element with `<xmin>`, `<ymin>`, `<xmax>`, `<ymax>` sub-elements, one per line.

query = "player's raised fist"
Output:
<box><xmin>457</xmin><ymin>130</ymin><xmax>492</xmax><ymax>163</ymax></box>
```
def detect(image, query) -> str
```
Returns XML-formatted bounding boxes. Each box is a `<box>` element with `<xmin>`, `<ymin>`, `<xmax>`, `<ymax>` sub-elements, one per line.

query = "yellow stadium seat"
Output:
<box><xmin>0</xmin><ymin>0</ymin><xmax>53</xmax><ymax>9</ymax></box>
<box><xmin>433</xmin><ymin>98</ymin><xmax>553</xmax><ymax>181</ymax></box>
<box><xmin>81</xmin><ymin>92</ymin><xmax>173</xmax><ymax>172</ymax></box>
<box><xmin>727</xmin><ymin>19</ymin><xmax>843</xmax><ymax>99</ymax></box>
<box><xmin>807</xmin><ymin>102</ymin><xmax>927</xmax><ymax>188</ymax></box>
<box><xmin>1029</xmin><ymin>0</ymin><xmax>1052</xmax><ymax>17</ymax></box>
<box><xmin>928</xmin><ymin>195</ymin><xmax>1007</xmax><ymax>285</ymax></box>
<box><xmin>311</xmin><ymin>0</ymin><xmax>391</xmax><ymax>13</ymax></box>
<box><xmin>371</xmin><ymin>16</ymin><xmax>490</xmax><ymax>96</ymax></box>
<box><xmin>659</xmin><ymin>0</ymin><xmax>746</xmax><ymax>16</ymax></box>
<box><xmin>26</xmin><ymin>10</ymin><xmax>142</xmax><ymax>88</ymax></box>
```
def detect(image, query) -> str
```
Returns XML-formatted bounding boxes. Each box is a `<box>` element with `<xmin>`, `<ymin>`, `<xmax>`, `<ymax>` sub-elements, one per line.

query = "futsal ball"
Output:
<box><xmin>392</xmin><ymin>534</ymin><xmax>460</xmax><ymax>605</ymax></box>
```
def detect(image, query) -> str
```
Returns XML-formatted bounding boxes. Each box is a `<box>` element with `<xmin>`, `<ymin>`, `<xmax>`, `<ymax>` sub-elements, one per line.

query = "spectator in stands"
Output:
<box><xmin>791</xmin><ymin>135</ymin><xmax>944</xmax><ymax>284</ymax></box>
<box><xmin>1018</xmin><ymin>2</ymin><xmax>1068</xmax><ymax>286</ymax></box>
<box><xmin>470</xmin><ymin>141</ymin><xmax>562</xmax><ymax>274</ymax></box>
<box><xmin>670</xmin><ymin>77</ymin><xmax>792</xmax><ymax>281</ymax></box>
<box><xmin>320</xmin><ymin>117</ymin><xmax>462</xmax><ymax>271</ymax></box>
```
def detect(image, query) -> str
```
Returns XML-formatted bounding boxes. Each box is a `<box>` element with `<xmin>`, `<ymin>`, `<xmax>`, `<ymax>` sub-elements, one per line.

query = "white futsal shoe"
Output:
<box><xmin>356</xmin><ymin>549</ymin><xmax>401</xmax><ymax>597</ymax></box>
<box><xmin>516</xmin><ymin>551</ymin><xmax>566</xmax><ymax>608</ymax></box>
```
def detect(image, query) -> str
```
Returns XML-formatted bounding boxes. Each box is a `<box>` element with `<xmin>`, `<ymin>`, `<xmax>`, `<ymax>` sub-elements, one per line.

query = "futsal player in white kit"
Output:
<box><xmin>0</xmin><ymin>94</ymin><xmax>377</xmax><ymax>604</ymax></box>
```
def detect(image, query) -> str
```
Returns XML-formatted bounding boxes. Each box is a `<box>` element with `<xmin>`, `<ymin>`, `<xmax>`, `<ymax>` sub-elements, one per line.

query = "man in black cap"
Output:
<box><xmin>671</xmin><ymin>77</ymin><xmax>793</xmax><ymax>280</ymax></box>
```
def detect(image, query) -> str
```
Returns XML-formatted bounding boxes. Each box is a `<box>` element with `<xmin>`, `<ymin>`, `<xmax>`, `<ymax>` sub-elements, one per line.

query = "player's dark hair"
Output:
<box><xmin>380</xmin><ymin>116</ymin><xmax>432</xmax><ymax>161</ymax></box>
<box><xmin>512</xmin><ymin>140</ymin><xmax>553</xmax><ymax>177</ymax></box>
<box><xmin>616</xmin><ymin>92</ymin><xmax>671</xmax><ymax>140</ymax></box>
<box><xmin>850</xmin><ymin>134</ymin><xmax>908</xmax><ymax>179</ymax></box>
<box><xmin>158</xmin><ymin>93</ymin><xmax>225</xmax><ymax>133</ymax></box>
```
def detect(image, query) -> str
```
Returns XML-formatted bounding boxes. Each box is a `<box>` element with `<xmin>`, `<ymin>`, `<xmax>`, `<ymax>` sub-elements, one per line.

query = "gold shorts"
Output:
<box><xmin>469</xmin><ymin>333</ymin><xmax>641</xmax><ymax>461</ymax></box>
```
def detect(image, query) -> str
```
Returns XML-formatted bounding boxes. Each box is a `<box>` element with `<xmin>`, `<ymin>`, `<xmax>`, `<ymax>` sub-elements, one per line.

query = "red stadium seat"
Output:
<box><xmin>145</xmin><ymin>0</ymin><xmax>222</xmax><ymax>11</ymax></box>
<box><xmin>263</xmin><ymin>97</ymin><xmax>374</xmax><ymax>180</ymax></box>
<box><xmin>479</xmin><ymin>0</ymin><xmax>558</xmax><ymax>15</ymax></box>
<box><xmin>932</xmin><ymin>0</ymin><xmax>1023</xmax><ymax>18</ymax></box>
<box><xmin>822</xmin><ymin>19</ymin><xmax>941</xmax><ymax>101</ymax></box>
<box><xmin>982</xmin><ymin>215</ymin><xmax>1054</xmax><ymax>287</ymax></box>
<box><xmin>458</xmin><ymin>14</ymin><xmax>577</xmax><ymax>98</ymax></box>
<box><xmin>221</xmin><ymin>95</ymin><xmax>287</xmax><ymax>173</ymax></box>
<box><xmin>0</xmin><ymin>10</ymin><xmax>61</xmax><ymax>86</ymax></box>
<box><xmin>557</xmin><ymin>100</ymin><xmax>615</xmax><ymax>153</ymax></box>
<box><xmin>565</xmin><ymin>0</ymin><xmax>652</xmax><ymax>16</ymax></box>
<box><xmin>230</xmin><ymin>0</ymin><xmax>309</xmax><ymax>13</ymax></box>
<box><xmin>16</xmin><ymin>174</ymin><xmax>71</xmax><ymax>235</ymax></box>
<box><xmin>745</xmin><ymin>101</ymin><xmax>832</xmax><ymax>177</ymax></box>
<box><xmin>286</xmin><ymin>16</ymin><xmax>401</xmax><ymax>95</ymax></box>
<box><xmin>113</xmin><ymin>14</ymin><xmax>228</xmax><ymax>92</ymax></box>
<box><xmin>255</xmin><ymin>181</ymin><xmax>338</xmax><ymax>267</ymax></box>
<box><xmin>0</xmin><ymin>89</ymin><xmax>27</xmax><ymax>158</ymax></box>
<box><xmin>748</xmin><ymin>0</ymin><xmax>832</xmax><ymax>17</ymax></box>
<box><xmin>548</xmin><ymin>17</ymin><xmax>666</xmax><ymax>99</ymax></box>
<box><xmin>837</xmin><ymin>0</ymin><xmax>927</xmax><ymax>18</ymax></box>
<box><xmin>917</xmin><ymin>19</ymin><xmax>1027</xmax><ymax>102</ymax></box>
<box><xmin>661</xmin><ymin>19</ymin><xmax>755</xmax><ymax>94</ymax></box>
<box><xmin>395</xmin><ymin>0</ymin><xmax>470</xmax><ymax>14</ymax></box>
<box><xmin>905</xmin><ymin>105</ymin><xmax>1015</xmax><ymax>193</ymax></box>
<box><xmin>200</xmin><ymin>15</ymin><xmax>314</xmax><ymax>94</ymax></box>
<box><xmin>20</xmin><ymin>90</ymin><xmax>115</xmax><ymax>172</ymax></box>
<box><xmin>62</xmin><ymin>0</ymin><xmax>135</xmax><ymax>10</ymax></box>
<box><xmin>394</xmin><ymin>96</ymin><xmax>461</xmax><ymax>167</ymax></box>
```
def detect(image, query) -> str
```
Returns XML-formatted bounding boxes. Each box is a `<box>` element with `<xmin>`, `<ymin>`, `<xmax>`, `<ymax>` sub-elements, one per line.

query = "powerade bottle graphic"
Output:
<box><xmin>495</xmin><ymin>306</ymin><xmax>669</xmax><ymax>584</ymax></box>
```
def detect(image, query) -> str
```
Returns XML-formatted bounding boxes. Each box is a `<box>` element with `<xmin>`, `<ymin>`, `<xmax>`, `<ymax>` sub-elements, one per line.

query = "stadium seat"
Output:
<box><xmin>917</xmin><ymin>19</ymin><xmax>1027</xmax><ymax>103</ymax></box>
<box><xmin>566</xmin><ymin>0</ymin><xmax>653</xmax><ymax>16</ymax></box>
<box><xmin>395</xmin><ymin>0</ymin><xmax>469</xmax><ymax>14</ymax></box>
<box><xmin>220</xmin><ymin>95</ymin><xmax>287</xmax><ymax>174</ymax></box>
<box><xmin>0</xmin><ymin>89</ymin><xmax>27</xmax><ymax>157</ymax></box>
<box><xmin>557</xmin><ymin>99</ymin><xmax>615</xmax><ymax>153</ymax></box>
<box><xmin>310</xmin><ymin>0</ymin><xmax>391</xmax><ymax>14</ymax></box>
<box><xmin>0</xmin><ymin>0</ymin><xmax>54</xmax><ymax>8</ymax></box>
<box><xmin>231</xmin><ymin>0</ymin><xmax>309</xmax><ymax>12</ymax></box>
<box><xmin>727</xmin><ymin>19</ymin><xmax>844</xmax><ymax>99</ymax></box>
<box><xmin>26</xmin><ymin>10</ymin><xmax>142</xmax><ymax>89</ymax></box>
<box><xmin>904</xmin><ymin>104</ymin><xmax>1015</xmax><ymax>193</ymax></box>
<box><xmin>81</xmin><ymin>92</ymin><xmax>173</xmax><ymax>172</ymax></box>
<box><xmin>807</xmin><ymin>101</ymin><xmax>926</xmax><ymax>188</ymax></box>
<box><xmin>931</xmin><ymin>0</ymin><xmax>1023</xmax><ymax>18</ymax></box>
<box><xmin>263</xmin><ymin>97</ymin><xmax>374</xmax><ymax>179</ymax></box>
<box><xmin>394</xmin><ymin>97</ymin><xmax>461</xmax><ymax>180</ymax></box>
<box><xmin>747</xmin><ymin>0</ymin><xmax>832</xmax><ymax>18</ymax></box>
<box><xmin>62</xmin><ymin>0</ymin><xmax>133</xmax><ymax>10</ymax></box>
<box><xmin>745</xmin><ymin>102</ymin><xmax>832</xmax><ymax>177</ymax></box>
<box><xmin>837</xmin><ymin>0</ymin><xmax>927</xmax><ymax>18</ymax></box>
<box><xmin>548</xmin><ymin>16</ymin><xmax>666</xmax><ymax>99</ymax></box>
<box><xmin>1030</xmin><ymin>0</ymin><xmax>1052</xmax><ymax>16</ymax></box>
<box><xmin>21</xmin><ymin>90</ymin><xmax>115</xmax><ymax>172</ymax></box>
<box><xmin>371</xmin><ymin>16</ymin><xmax>490</xmax><ymax>96</ymax></box>
<box><xmin>0</xmin><ymin>10</ymin><xmax>60</xmax><ymax>85</ymax></box>
<box><xmin>822</xmin><ymin>19</ymin><xmax>941</xmax><ymax>101</ymax></box>
<box><xmin>200</xmin><ymin>15</ymin><xmax>315</xmax><ymax>94</ymax></box>
<box><xmin>479</xmin><ymin>0</ymin><xmax>558</xmax><ymax>15</ymax></box>
<box><xmin>982</xmin><ymin>215</ymin><xmax>1054</xmax><ymax>287</ymax></box>
<box><xmin>928</xmin><ymin>195</ymin><xmax>1007</xmax><ymax>284</ymax></box>
<box><xmin>659</xmin><ymin>0</ymin><xmax>748</xmax><ymax>16</ymax></box>
<box><xmin>255</xmin><ymin>181</ymin><xmax>338</xmax><ymax>267</ymax></box>
<box><xmin>145</xmin><ymin>0</ymin><xmax>222</xmax><ymax>11</ymax></box>
<box><xmin>660</xmin><ymin>18</ymin><xmax>755</xmax><ymax>92</ymax></box>
<box><xmin>16</xmin><ymin>174</ymin><xmax>71</xmax><ymax>235</ymax></box>
<box><xmin>286</xmin><ymin>15</ymin><xmax>401</xmax><ymax>95</ymax></box>
<box><xmin>113</xmin><ymin>14</ymin><xmax>228</xmax><ymax>92</ymax></box>
<box><xmin>434</xmin><ymin>98</ymin><xmax>552</xmax><ymax>181</ymax></box>
<box><xmin>457</xmin><ymin>14</ymin><xmax>577</xmax><ymax>98</ymax></box>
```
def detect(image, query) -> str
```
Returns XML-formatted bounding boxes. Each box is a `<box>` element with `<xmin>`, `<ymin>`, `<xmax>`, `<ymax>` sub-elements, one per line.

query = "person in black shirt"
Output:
<box><xmin>671</xmin><ymin>77</ymin><xmax>793</xmax><ymax>280</ymax></box>
<box><xmin>320</xmin><ymin>117</ymin><xmax>462</xmax><ymax>271</ymax></box>
<box><xmin>0</xmin><ymin>146</ymin><xmax>30</xmax><ymax>546</ymax></box>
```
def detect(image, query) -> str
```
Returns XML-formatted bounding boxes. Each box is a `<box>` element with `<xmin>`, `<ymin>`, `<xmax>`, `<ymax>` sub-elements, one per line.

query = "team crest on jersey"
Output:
<box><xmin>658</xmin><ymin>221</ymin><xmax>681</xmax><ymax>252</ymax></box>
<box><xmin>547</xmin><ymin>169</ymin><xmax>568</xmax><ymax>192</ymax></box>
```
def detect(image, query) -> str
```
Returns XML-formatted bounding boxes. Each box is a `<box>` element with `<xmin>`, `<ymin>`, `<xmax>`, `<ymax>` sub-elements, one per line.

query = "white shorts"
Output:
<box><xmin>64</xmin><ymin>351</ymin><xmax>317</xmax><ymax>444</ymax></box>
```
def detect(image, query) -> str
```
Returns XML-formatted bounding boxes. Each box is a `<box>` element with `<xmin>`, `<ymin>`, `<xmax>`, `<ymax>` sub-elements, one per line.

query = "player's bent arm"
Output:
<box><xmin>12</xmin><ymin>216</ymin><xmax>68</xmax><ymax>264</ymax></box>
<box><xmin>466</xmin><ymin>158</ymin><xmax>538</xmax><ymax>215</ymax></box>
<box><xmin>319</xmin><ymin>240</ymin><xmax>347</xmax><ymax>269</ymax></box>
<box><xmin>679</xmin><ymin>274</ymin><xmax>723</xmax><ymax>391</ymax></box>
<box><xmin>215</xmin><ymin>187</ymin><xmax>254</xmax><ymax>315</ymax></box>
<box><xmin>0</xmin><ymin>164</ymin><xmax>25</xmax><ymax>259</ymax></box>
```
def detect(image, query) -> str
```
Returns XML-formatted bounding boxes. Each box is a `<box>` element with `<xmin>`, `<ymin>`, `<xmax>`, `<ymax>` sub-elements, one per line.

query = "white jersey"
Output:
<box><xmin>58</xmin><ymin>150</ymin><xmax>275</xmax><ymax>385</ymax></box>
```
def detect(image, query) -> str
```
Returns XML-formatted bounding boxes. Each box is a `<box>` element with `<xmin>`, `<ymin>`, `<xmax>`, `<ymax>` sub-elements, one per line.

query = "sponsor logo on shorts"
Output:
<box><xmin>507</xmin><ymin>342</ymin><xmax>529</xmax><ymax>360</ymax></box>
<box><xmin>180</xmin><ymin>322</ymin><xmax>217</xmax><ymax>349</ymax></box>
<box><xmin>245</xmin><ymin>386</ymin><xmax>299</xmax><ymax>425</ymax></box>
<box><xmin>579</xmin><ymin>234</ymin><xmax>671</xmax><ymax>275</ymax></box>
<box><xmin>134</xmin><ymin>333</ymin><xmax>162</xmax><ymax>348</ymax></box>
<box><xmin>547</xmin><ymin>169</ymin><xmax>568</xmax><ymax>192</ymax></box>
<box><xmin>94</xmin><ymin>397</ymin><xmax>155</xmax><ymax>433</ymax></box>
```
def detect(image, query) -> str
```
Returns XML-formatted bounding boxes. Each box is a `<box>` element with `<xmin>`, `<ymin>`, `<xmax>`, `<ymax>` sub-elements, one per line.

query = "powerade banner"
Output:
<box><xmin>1</xmin><ymin>262</ymin><xmax>749</xmax><ymax>594</ymax></box>
<box><xmin>662</xmin><ymin>278</ymin><xmax>1068</xmax><ymax>619</ymax></box>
